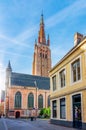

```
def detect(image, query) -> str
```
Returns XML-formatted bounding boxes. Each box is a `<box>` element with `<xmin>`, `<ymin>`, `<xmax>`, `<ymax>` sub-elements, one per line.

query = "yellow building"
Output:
<box><xmin>49</xmin><ymin>32</ymin><xmax>86</xmax><ymax>129</ymax></box>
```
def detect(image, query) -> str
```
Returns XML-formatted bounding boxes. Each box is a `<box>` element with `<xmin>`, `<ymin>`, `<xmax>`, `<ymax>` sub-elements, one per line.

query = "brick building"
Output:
<box><xmin>5</xmin><ymin>14</ymin><xmax>51</xmax><ymax>118</ymax></box>
<box><xmin>0</xmin><ymin>90</ymin><xmax>5</xmax><ymax>116</ymax></box>
<box><xmin>32</xmin><ymin>13</ymin><xmax>51</xmax><ymax>77</ymax></box>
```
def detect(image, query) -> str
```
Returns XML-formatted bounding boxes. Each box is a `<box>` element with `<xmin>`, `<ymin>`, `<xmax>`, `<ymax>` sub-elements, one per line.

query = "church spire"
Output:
<box><xmin>40</xmin><ymin>13</ymin><xmax>44</xmax><ymax>25</ymax></box>
<box><xmin>32</xmin><ymin>13</ymin><xmax>51</xmax><ymax>77</ymax></box>
<box><xmin>38</xmin><ymin>13</ymin><xmax>46</xmax><ymax>44</ymax></box>
<box><xmin>6</xmin><ymin>60</ymin><xmax>12</xmax><ymax>71</ymax></box>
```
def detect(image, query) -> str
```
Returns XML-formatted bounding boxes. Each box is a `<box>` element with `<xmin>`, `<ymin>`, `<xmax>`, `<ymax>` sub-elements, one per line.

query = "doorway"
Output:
<box><xmin>72</xmin><ymin>94</ymin><xmax>82</xmax><ymax>129</ymax></box>
<box><xmin>15</xmin><ymin>111</ymin><xmax>20</xmax><ymax>118</ymax></box>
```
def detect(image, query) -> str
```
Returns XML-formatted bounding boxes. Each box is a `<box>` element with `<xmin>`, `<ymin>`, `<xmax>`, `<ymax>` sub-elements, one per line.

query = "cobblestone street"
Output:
<box><xmin>0</xmin><ymin>118</ymin><xmax>80</xmax><ymax>130</ymax></box>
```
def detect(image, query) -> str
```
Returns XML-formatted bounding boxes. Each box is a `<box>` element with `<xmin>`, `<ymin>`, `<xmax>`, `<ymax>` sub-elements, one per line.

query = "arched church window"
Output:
<box><xmin>15</xmin><ymin>91</ymin><xmax>22</xmax><ymax>108</ymax></box>
<box><xmin>38</xmin><ymin>94</ymin><xmax>43</xmax><ymax>109</ymax></box>
<box><xmin>28</xmin><ymin>93</ymin><xmax>34</xmax><ymax>108</ymax></box>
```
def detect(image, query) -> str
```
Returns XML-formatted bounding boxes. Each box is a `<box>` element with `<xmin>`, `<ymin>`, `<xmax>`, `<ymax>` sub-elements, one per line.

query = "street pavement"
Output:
<box><xmin>0</xmin><ymin>119</ymin><xmax>6</xmax><ymax>130</ymax></box>
<box><xmin>0</xmin><ymin>118</ymin><xmax>80</xmax><ymax>130</ymax></box>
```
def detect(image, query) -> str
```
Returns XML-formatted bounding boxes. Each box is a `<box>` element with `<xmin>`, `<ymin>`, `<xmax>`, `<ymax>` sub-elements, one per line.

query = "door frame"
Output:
<box><xmin>15</xmin><ymin>111</ymin><xmax>20</xmax><ymax>118</ymax></box>
<box><xmin>72</xmin><ymin>94</ymin><xmax>82</xmax><ymax>129</ymax></box>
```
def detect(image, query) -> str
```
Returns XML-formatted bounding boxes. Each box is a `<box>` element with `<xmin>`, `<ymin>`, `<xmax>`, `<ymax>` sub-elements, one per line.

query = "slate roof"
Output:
<box><xmin>11</xmin><ymin>72</ymin><xmax>50</xmax><ymax>90</ymax></box>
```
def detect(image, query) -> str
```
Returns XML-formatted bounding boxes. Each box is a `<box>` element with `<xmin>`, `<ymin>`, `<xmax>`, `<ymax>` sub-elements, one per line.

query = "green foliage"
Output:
<box><xmin>39</xmin><ymin>107</ymin><xmax>51</xmax><ymax>118</ymax></box>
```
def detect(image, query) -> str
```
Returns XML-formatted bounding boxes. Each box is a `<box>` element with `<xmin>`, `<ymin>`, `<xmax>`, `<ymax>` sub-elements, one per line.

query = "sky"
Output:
<box><xmin>0</xmin><ymin>0</ymin><xmax>86</xmax><ymax>91</ymax></box>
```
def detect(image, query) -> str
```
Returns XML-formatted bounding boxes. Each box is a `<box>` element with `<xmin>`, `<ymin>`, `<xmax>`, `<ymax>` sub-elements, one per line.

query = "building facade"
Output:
<box><xmin>0</xmin><ymin>90</ymin><xmax>5</xmax><ymax>116</ymax></box>
<box><xmin>32</xmin><ymin>14</ymin><xmax>51</xmax><ymax>77</ymax></box>
<box><xmin>1</xmin><ymin>90</ymin><xmax>5</xmax><ymax>102</ymax></box>
<box><xmin>5</xmin><ymin>61</ymin><xmax>50</xmax><ymax>118</ymax></box>
<box><xmin>50</xmin><ymin>32</ymin><xmax>86</xmax><ymax>129</ymax></box>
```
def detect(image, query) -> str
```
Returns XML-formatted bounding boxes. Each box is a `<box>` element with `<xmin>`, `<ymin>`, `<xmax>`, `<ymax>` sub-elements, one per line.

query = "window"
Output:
<box><xmin>60</xmin><ymin>98</ymin><xmax>66</xmax><ymax>119</ymax></box>
<box><xmin>52</xmin><ymin>100</ymin><xmax>57</xmax><ymax>118</ymax></box>
<box><xmin>40</xmin><ymin>53</ymin><xmax>42</xmax><ymax>57</ymax></box>
<box><xmin>15</xmin><ymin>91</ymin><xmax>22</xmax><ymax>108</ymax></box>
<box><xmin>60</xmin><ymin>69</ymin><xmax>66</xmax><ymax>88</ymax></box>
<box><xmin>43</xmin><ymin>54</ymin><xmax>44</xmax><ymax>58</ymax></box>
<box><xmin>38</xmin><ymin>94</ymin><xmax>43</xmax><ymax>109</ymax></box>
<box><xmin>47</xmin><ymin>95</ymin><xmax>50</xmax><ymax>107</ymax></box>
<box><xmin>45</xmin><ymin>54</ymin><xmax>47</xmax><ymax>59</ymax></box>
<box><xmin>71</xmin><ymin>58</ymin><xmax>81</xmax><ymax>83</ymax></box>
<box><xmin>52</xmin><ymin>75</ymin><xmax>56</xmax><ymax>91</ymax></box>
<box><xmin>28</xmin><ymin>93</ymin><xmax>34</xmax><ymax>108</ymax></box>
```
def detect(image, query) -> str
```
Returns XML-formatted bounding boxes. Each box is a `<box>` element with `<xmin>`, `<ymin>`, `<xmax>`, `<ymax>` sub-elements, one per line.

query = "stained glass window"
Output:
<box><xmin>15</xmin><ymin>91</ymin><xmax>21</xmax><ymax>108</ymax></box>
<box><xmin>28</xmin><ymin>93</ymin><xmax>34</xmax><ymax>108</ymax></box>
<box><xmin>38</xmin><ymin>94</ymin><xmax>43</xmax><ymax>109</ymax></box>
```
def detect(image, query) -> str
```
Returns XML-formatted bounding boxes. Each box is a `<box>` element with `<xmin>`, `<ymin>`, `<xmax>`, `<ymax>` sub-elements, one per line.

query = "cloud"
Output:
<box><xmin>16</xmin><ymin>25</ymin><xmax>38</xmax><ymax>42</ymax></box>
<box><xmin>15</xmin><ymin>0</ymin><xmax>86</xmax><ymax>43</ymax></box>
<box><xmin>0</xmin><ymin>50</ymin><xmax>30</xmax><ymax>58</ymax></box>
<box><xmin>0</xmin><ymin>34</ymin><xmax>30</xmax><ymax>48</ymax></box>
<box><xmin>46</xmin><ymin>0</ymin><xmax>86</xmax><ymax>28</ymax></box>
<box><xmin>1</xmin><ymin>0</ymin><xmax>84</xmax><ymax>71</ymax></box>
<box><xmin>0</xmin><ymin>63</ymin><xmax>5</xmax><ymax>90</ymax></box>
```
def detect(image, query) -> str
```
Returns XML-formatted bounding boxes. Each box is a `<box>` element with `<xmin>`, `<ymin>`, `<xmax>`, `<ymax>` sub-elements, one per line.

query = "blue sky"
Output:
<box><xmin>0</xmin><ymin>0</ymin><xmax>86</xmax><ymax>90</ymax></box>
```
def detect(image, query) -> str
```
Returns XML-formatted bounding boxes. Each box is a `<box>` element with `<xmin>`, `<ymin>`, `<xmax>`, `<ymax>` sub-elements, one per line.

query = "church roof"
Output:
<box><xmin>11</xmin><ymin>72</ymin><xmax>50</xmax><ymax>90</ymax></box>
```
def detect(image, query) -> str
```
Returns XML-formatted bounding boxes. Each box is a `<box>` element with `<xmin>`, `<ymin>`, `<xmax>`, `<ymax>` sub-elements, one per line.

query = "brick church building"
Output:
<box><xmin>32</xmin><ymin>13</ymin><xmax>51</xmax><ymax>77</ymax></box>
<box><xmin>5</xmin><ymin>14</ymin><xmax>51</xmax><ymax>118</ymax></box>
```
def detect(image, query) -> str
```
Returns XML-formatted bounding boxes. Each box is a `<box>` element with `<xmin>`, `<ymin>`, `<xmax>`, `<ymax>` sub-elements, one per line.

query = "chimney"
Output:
<box><xmin>74</xmin><ymin>32</ymin><xmax>83</xmax><ymax>46</ymax></box>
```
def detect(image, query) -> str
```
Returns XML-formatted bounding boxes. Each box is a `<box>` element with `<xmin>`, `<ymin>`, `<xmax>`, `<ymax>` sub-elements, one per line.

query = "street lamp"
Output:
<box><xmin>34</xmin><ymin>81</ymin><xmax>38</xmax><ymax>118</ymax></box>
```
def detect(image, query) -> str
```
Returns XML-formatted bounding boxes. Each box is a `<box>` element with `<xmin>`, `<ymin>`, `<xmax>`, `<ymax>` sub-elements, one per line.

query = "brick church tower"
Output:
<box><xmin>32</xmin><ymin>14</ymin><xmax>51</xmax><ymax>77</ymax></box>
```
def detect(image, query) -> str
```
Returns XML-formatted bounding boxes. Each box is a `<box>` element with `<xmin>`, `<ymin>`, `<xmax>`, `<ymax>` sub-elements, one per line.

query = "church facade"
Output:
<box><xmin>5</xmin><ymin>14</ymin><xmax>51</xmax><ymax>118</ymax></box>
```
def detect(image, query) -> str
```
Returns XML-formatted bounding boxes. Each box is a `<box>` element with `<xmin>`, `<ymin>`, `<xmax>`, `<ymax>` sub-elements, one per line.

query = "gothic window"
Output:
<box><xmin>15</xmin><ymin>91</ymin><xmax>22</xmax><ymax>108</ymax></box>
<box><xmin>28</xmin><ymin>93</ymin><xmax>34</xmax><ymax>108</ymax></box>
<box><xmin>40</xmin><ymin>53</ymin><xmax>42</xmax><ymax>57</ymax></box>
<box><xmin>45</xmin><ymin>54</ymin><xmax>47</xmax><ymax>59</ymax></box>
<box><xmin>59</xmin><ymin>69</ymin><xmax>66</xmax><ymax>88</ymax></box>
<box><xmin>52</xmin><ymin>100</ymin><xmax>57</xmax><ymax>118</ymax></box>
<box><xmin>52</xmin><ymin>75</ymin><xmax>56</xmax><ymax>91</ymax></box>
<box><xmin>60</xmin><ymin>98</ymin><xmax>66</xmax><ymax>119</ymax></box>
<box><xmin>38</xmin><ymin>94</ymin><xmax>43</xmax><ymax>109</ymax></box>
<box><xmin>48</xmin><ymin>95</ymin><xmax>50</xmax><ymax>107</ymax></box>
<box><xmin>43</xmin><ymin>54</ymin><xmax>44</xmax><ymax>58</ymax></box>
<box><xmin>71</xmin><ymin>58</ymin><xmax>81</xmax><ymax>83</ymax></box>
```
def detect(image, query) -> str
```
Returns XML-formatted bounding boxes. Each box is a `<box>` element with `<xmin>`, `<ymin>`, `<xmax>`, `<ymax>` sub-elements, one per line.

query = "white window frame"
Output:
<box><xmin>51</xmin><ymin>99</ymin><xmax>58</xmax><ymax>119</ymax></box>
<box><xmin>58</xmin><ymin>67</ymin><xmax>66</xmax><ymax>90</ymax></box>
<box><xmin>70</xmin><ymin>92</ymin><xmax>83</xmax><ymax>122</ymax></box>
<box><xmin>70</xmin><ymin>55</ymin><xmax>82</xmax><ymax>86</ymax></box>
<box><xmin>59</xmin><ymin>96</ymin><xmax>67</xmax><ymax>120</ymax></box>
<box><xmin>51</xmin><ymin>74</ymin><xmax>57</xmax><ymax>92</ymax></box>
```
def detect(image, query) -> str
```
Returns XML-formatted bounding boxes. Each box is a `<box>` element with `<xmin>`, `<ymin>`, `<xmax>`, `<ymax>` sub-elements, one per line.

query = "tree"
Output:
<box><xmin>39</xmin><ymin>107</ymin><xmax>51</xmax><ymax>118</ymax></box>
